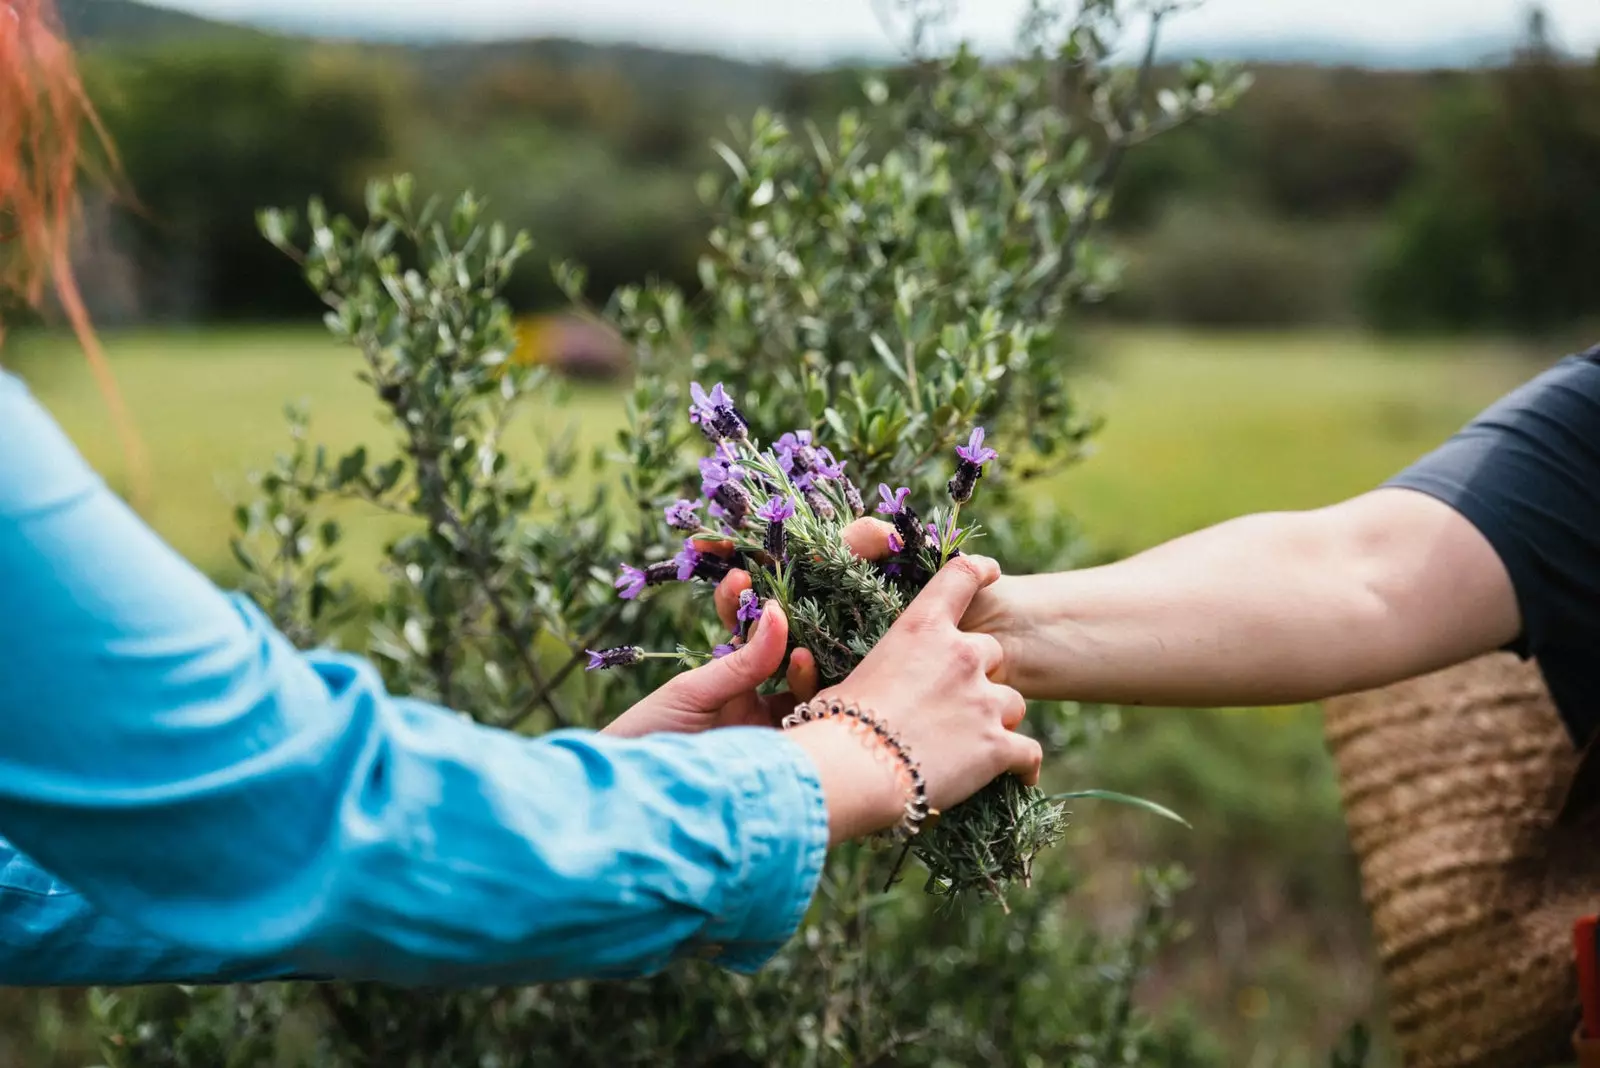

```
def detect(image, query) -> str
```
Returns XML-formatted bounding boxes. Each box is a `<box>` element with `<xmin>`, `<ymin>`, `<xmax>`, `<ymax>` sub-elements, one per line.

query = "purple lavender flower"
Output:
<box><xmin>775</xmin><ymin>430</ymin><xmax>815</xmax><ymax>477</ymax></box>
<box><xmin>757</xmin><ymin>496</ymin><xmax>796</xmax><ymax>524</ymax></box>
<box><xmin>812</xmin><ymin>446</ymin><xmax>847</xmax><ymax>481</ymax></box>
<box><xmin>689</xmin><ymin>382</ymin><xmax>749</xmax><ymax>443</ymax></box>
<box><xmin>949</xmin><ymin>426</ymin><xmax>999</xmax><ymax>504</ymax></box>
<box><xmin>699</xmin><ymin>455</ymin><xmax>747</xmax><ymax>498</ymax></box>
<box><xmin>674</xmin><ymin>538</ymin><xmax>703</xmax><ymax>581</ymax></box>
<box><xmin>802</xmin><ymin>484</ymin><xmax>835</xmax><ymax>519</ymax></box>
<box><xmin>757</xmin><ymin>494</ymin><xmax>795</xmax><ymax>559</ymax></box>
<box><xmin>877</xmin><ymin>484</ymin><xmax>912</xmax><ymax>516</ymax></box>
<box><xmin>644</xmin><ymin>560</ymin><xmax>681</xmax><ymax>585</ymax></box>
<box><xmin>585</xmin><ymin>646</ymin><xmax>644</xmax><ymax>671</ymax></box>
<box><xmin>777</xmin><ymin>429</ymin><xmax>849</xmax><ymax>488</ymax></box>
<box><xmin>841</xmin><ymin>478</ymin><xmax>866</xmax><ymax>517</ymax></box>
<box><xmin>694</xmin><ymin>553</ymin><xmax>734</xmax><ymax>582</ymax></box>
<box><xmin>614</xmin><ymin>564</ymin><xmax>648</xmax><ymax>600</ymax></box>
<box><xmin>712</xmin><ymin>643</ymin><xmax>738</xmax><ymax>659</ymax></box>
<box><xmin>664</xmin><ymin>498</ymin><xmax>702</xmax><ymax>532</ymax></box>
<box><xmin>887</xmin><ymin>530</ymin><xmax>905</xmax><ymax>554</ymax></box>
<box><xmin>712</xmin><ymin>481</ymin><xmax>752</xmax><ymax>526</ymax></box>
<box><xmin>876</xmin><ymin>484</ymin><xmax>926</xmax><ymax>556</ymax></box>
<box><xmin>955</xmin><ymin>427</ymin><xmax>998</xmax><ymax>466</ymax></box>
<box><xmin>736</xmin><ymin>589</ymin><xmax>764</xmax><ymax>639</ymax></box>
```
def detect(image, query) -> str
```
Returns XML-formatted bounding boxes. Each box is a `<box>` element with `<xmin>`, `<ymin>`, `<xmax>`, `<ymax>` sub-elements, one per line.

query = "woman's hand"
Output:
<box><xmin>782</xmin><ymin>555</ymin><xmax>1043</xmax><ymax>843</ymax></box>
<box><xmin>602</xmin><ymin>601</ymin><xmax>815</xmax><ymax>738</ymax></box>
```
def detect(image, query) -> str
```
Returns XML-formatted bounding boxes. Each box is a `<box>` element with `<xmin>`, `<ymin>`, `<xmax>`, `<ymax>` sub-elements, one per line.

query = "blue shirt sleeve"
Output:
<box><xmin>0</xmin><ymin>836</ymin><xmax>306</xmax><ymax>986</ymax></box>
<box><xmin>0</xmin><ymin>371</ymin><xmax>828</xmax><ymax>987</ymax></box>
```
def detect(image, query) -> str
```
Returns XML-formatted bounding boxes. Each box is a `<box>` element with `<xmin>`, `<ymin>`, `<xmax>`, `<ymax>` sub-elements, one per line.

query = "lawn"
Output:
<box><xmin>0</xmin><ymin>324</ymin><xmax>1550</xmax><ymax>1067</ymax></box>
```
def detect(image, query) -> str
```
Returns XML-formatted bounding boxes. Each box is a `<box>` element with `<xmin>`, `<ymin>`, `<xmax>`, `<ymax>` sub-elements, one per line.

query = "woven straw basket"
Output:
<box><xmin>1323</xmin><ymin>653</ymin><xmax>1600</xmax><ymax>1068</ymax></box>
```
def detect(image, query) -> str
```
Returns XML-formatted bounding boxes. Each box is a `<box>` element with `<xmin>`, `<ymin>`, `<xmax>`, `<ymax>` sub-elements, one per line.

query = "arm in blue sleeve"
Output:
<box><xmin>0</xmin><ymin>372</ymin><xmax>828</xmax><ymax>987</ymax></box>
<box><xmin>0</xmin><ymin>837</ymin><xmax>304</xmax><ymax>986</ymax></box>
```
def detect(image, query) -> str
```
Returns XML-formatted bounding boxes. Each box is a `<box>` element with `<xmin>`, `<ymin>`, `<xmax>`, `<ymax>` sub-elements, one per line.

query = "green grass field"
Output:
<box><xmin>3</xmin><ymin>325</ymin><xmax>1547</xmax><ymax>1068</ymax></box>
<box><xmin>9</xmin><ymin>325</ymin><xmax>1536</xmax><ymax>566</ymax></box>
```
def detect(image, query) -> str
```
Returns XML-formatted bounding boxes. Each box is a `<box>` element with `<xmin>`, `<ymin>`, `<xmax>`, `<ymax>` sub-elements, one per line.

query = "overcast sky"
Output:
<box><xmin>163</xmin><ymin>0</ymin><xmax>1600</xmax><ymax>62</ymax></box>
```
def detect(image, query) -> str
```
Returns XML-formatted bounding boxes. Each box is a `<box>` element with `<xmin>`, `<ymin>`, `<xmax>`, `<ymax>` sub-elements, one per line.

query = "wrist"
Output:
<box><xmin>786</xmin><ymin>717</ymin><xmax>904</xmax><ymax>845</ymax></box>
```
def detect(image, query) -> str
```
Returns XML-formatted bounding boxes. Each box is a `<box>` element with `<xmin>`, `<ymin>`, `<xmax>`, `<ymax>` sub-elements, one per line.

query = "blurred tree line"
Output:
<box><xmin>70</xmin><ymin>5</ymin><xmax>1600</xmax><ymax>336</ymax></box>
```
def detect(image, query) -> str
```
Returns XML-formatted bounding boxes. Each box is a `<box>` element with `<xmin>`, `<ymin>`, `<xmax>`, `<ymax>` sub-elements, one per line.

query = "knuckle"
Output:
<box><xmin>900</xmin><ymin>609</ymin><xmax>943</xmax><ymax>637</ymax></box>
<box><xmin>948</xmin><ymin>638</ymin><xmax>983</xmax><ymax>672</ymax></box>
<box><xmin>970</xmin><ymin>632</ymin><xmax>1003</xmax><ymax>663</ymax></box>
<box><xmin>943</xmin><ymin>555</ymin><xmax>982</xmax><ymax>582</ymax></box>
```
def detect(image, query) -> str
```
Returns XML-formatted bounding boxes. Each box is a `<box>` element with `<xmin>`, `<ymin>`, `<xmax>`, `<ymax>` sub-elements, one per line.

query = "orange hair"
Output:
<box><xmin>1</xmin><ymin>0</ymin><xmax>148</xmax><ymax>505</ymax></box>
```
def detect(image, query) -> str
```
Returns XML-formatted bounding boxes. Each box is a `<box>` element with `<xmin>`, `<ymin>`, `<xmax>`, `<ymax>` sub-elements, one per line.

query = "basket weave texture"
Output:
<box><xmin>1323</xmin><ymin>653</ymin><xmax>1600</xmax><ymax>1068</ymax></box>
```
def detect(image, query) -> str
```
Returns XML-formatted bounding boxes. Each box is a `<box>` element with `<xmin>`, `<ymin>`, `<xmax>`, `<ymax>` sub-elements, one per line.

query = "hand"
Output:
<box><xmin>784</xmin><ymin>555</ymin><xmax>1043</xmax><ymax>842</ymax></box>
<box><xmin>602</xmin><ymin>600</ymin><xmax>816</xmax><ymax>738</ymax></box>
<box><xmin>712</xmin><ymin>517</ymin><xmax>993</xmax><ymax>697</ymax></box>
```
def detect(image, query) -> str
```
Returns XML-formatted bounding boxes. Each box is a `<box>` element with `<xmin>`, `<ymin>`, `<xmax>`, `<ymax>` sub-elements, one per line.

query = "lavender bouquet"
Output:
<box><xmin>591</xmin><ymin>381</ymin><xmax>1175</xmax><ymax>902</ymax></box>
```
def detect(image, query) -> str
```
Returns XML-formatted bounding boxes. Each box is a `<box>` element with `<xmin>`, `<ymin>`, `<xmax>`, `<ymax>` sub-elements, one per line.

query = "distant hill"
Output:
<box><xmin>1160</xmin><ymin>32</ymin><xmax>1519</xmax><ymax>70</ymax></box>
<box><xmin>55</xmin><ymin>0</ymin><xmax>1554</xmax><ymax>73</ymax></box>
<box><xmin>55</xmin><ymin>0</ymin><xmax>264</xmax><ymax>44</ymax></box>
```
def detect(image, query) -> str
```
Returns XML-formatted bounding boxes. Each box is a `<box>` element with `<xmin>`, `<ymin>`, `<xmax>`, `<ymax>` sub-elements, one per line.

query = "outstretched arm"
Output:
<box><xmin>967</xmin><ymin>350</ymin><xmax>1600</xmax><ymax>716</ymax></box>
<box><xmin>835</xmin><ymin>350</ymin><xmax>1600</xmax><ymax>720</ymax></box>
<box><xmin>0</xmin><ymin>371</ymin><xmax>833</xmax><ymax>987</ymax></box>
<box><xmin>965</xmin><ymin>489</ymin><xmax>1517</xmax><ymax>707</ymax></box>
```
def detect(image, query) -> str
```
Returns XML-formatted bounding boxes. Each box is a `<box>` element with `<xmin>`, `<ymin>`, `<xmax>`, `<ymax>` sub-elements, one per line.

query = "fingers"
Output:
<box><xmin>694</xmin><ymin>537</ymin><xmax>735</xmax><ymax>557</ymax></box>
<box><xmin>841</xmin><ymin>517</ymin><xmax>897</xmax><ymax>561</ymax></box>
<box><xmin>904</xmin><ymin>555</ymin><xmax>1001</xmax><ymax>627</ymax></box>
<box><xmin>658</xmin><ymin>600</ymin><xmax>788</xmax><ymax>709</ymax></box>
<box><xmin>996</xmin><ymin>684</ymin><xmax>1027</xmax><ymax>731</ymax></box>
<box><xmin>714</xmin><ymin>569</ymin><xmax>751</xmax><ymax>632</ymax></box>
<box><xmin>966</xmin><ymin>632</ymin><xmax>1004</xmax><ymax>677</ymax></box>
<box><xmin>785</xmin><ymin>646</ymin><xmax>818</xmax><ymax>702</ymax></box>
<box><xmin>1001</xmin><ymin>732</ymin><xmax>1044</xmax><ymax>787</ymax></box>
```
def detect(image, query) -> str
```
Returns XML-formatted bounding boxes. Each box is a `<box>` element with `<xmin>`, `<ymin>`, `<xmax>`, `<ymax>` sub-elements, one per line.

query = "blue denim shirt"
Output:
<box><xmin>0</xmin><ymin>370</ymin><xmax>828</xmax><ymax>987</ymax></box>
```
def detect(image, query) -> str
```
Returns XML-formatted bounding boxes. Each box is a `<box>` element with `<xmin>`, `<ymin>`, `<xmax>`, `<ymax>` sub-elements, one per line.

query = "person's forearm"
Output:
<box><xmin>0</xmin><ymin>838</ymin><xmax>308</xmax><ymax>986</ymax></box>
<box><xmin>968</xmin><ymin>493</ymin><xmax>1519</xmax><ymax>708</ymax></box>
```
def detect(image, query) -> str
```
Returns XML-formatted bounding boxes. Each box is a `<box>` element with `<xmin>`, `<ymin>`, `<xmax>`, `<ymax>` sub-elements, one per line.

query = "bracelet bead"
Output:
<box><xmin>782</xmin><ymin>697</ymin><xmax>932</xmax><ymax>840</ymax></box>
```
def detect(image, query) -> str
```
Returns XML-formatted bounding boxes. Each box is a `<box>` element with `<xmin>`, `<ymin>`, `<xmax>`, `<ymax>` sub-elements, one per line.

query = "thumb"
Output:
<box><xmin>657</xmin><ymin>601</ymin><xmax>789</xmax><ymax>710</ymax></box>
<box><xmin>902</xmin><ymin>555</ymin><xmax>1000</xmax><ymax>627</ymax></box>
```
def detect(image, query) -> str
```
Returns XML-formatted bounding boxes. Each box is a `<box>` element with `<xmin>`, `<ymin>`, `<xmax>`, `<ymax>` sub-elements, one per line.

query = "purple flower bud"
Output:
<box><xmin>712</xmin><ymin>643</ymin><xmax>738</xmax><ymax>659</ymax></box>
<box><xmin>736</xmin><ymin>589</ymin><xmax>764</xmax><ymax>639</ymax></box>
<box><xmin>876</xmin><ymin>484</ymin><xmax>912</xmax><ymax>516</ymax></box>
<box><xmin>664</xmin><ymin>498</ymin><xmax>703</xmax><ymax>531</ymax></box>
<box><xmin>756</xmin><ymin>495</ymin><xmax>797</xmax><ymax>524</ymax></box>
<box><xmin>694</xmin><ymin>554</ymin><xmax>733</xmax><ymax>582</ymax></box>
<box><xmin>614</xmin><ymin>564</ymin><xmax>648</xmax><ymax>600</ymax></box>
<box><xmin>699</xmin><ymin>455</ymin><xmax>747</xmax><ymax>498</ymax></box>
<box><xmin>775</xmin><ymin>430</ymin><xmax>815</xmax><ymax>477</ymax></box>
<box><xmin>585</xmin><ymin>646</ymin><xmax>644</xmax><ymax>671</ymax></box>
<box><xmin>892</xmin><ymin>502</ymin><xmax>926</xmax><ymax>557</ymax></box>
<box><xmin>955</xmin><ymin>427</ymin><xmax>999</xmax><ymax>467</ymax></box>
<box><xmin>887</xmin><ymin>530</ymin><xmax>904</xmax><ymax>554</ymax></box>
<box><xmin>737</xmin><ymin>589</ymin><xmax>764</xmax><ymax>624</ymax></box>
<box><xmin>645</xmin><ymin>560</ymin><xmax>681</xmax><ymax>585</ymax></box>
<box><xmin>689</xmin><ymin>382</ymin><xmax>748</xmax><ymax>443</ymax></box>
<box><xmin>674</xmin><ymin>538</ymin><xmax>703</xmax><ymax>581</ymax></box>
<box><xmin>712</xmin><ymin>481</ymin><xmax>752</xmax><ymax>526</ymax></box>
<box><xmin>802</xmin><ymin>484</ymin><xmax>835</xmax><ymax>519</ymax></box>
<box><xmin>948</xmin><ymin>462</ymin><xmax>981</xmax><ymax>504</ymax></box>
<box><xmin>812</xmin><ymin>446</ymin><xmax>847</xmax><ymax>480</ymax></box>
<box><xmin>843</xmin><ymin>478</ymin><xmax>866</xmax><ymax>518</ymax></box>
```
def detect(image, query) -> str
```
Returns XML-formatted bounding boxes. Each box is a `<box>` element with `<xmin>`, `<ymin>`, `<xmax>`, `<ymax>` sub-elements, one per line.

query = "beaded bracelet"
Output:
<box><xmin>781</xmin><ymin>697</ymin><xmax>933</xmax><ymax>840</ymax></box>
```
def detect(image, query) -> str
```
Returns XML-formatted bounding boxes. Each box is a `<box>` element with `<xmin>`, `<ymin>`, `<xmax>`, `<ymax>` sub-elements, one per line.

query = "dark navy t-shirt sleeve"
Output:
<box><xmin>1385</xmin><ymin>347</ymin><xmax>1600</xmax><ymax>743</ymax></box>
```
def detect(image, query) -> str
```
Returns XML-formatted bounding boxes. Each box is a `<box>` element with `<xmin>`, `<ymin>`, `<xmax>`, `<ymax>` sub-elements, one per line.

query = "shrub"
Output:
<box><xmin>90</xmin><ymin>4</ymin><xmax>1246</xmax><ymax>1065</ymax></box>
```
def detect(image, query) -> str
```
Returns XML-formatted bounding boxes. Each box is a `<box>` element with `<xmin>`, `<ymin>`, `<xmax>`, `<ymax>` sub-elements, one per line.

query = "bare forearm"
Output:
<box><xmin>967</xmin><ymin>492</ymin><xmax>1520</xmax><ymax>707</ymax></box>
